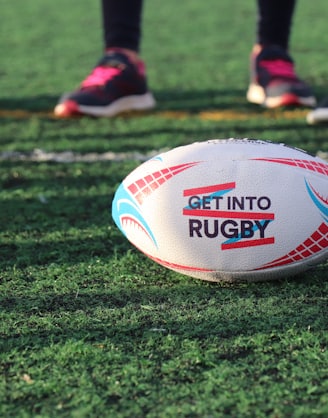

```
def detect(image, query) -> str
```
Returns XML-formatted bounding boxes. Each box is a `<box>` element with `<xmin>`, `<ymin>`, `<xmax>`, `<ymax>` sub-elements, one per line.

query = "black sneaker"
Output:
<box><xmin>54</xmin><ymin>51</ymin><xmax>155</xmax><ymax>117</ymax></box>
<box><xmin>247</xmin><ymin>45</ymin><xmax>316</xmax><ymax>108</ymax></box>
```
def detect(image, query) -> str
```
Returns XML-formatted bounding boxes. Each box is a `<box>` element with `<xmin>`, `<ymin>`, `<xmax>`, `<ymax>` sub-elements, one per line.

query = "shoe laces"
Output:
<box><xmin>81</xmin><ymin>65</ymin><xmax>123</xmax><ymax>88</ymax></box>
<box><xmin>259</xmin><ymin>59</ymin><xmax>297</xmax><ymax>80</ymax></box>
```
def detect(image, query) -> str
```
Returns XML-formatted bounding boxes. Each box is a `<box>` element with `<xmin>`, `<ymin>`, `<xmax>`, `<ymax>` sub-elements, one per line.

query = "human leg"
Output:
<box><xmin>247</xmin><ymin>0</ymin><xmax>315</xmax><ymax>108</ymax></box>
<box><xmin>102</xmin><ymin>0</ymin><xmax>142</xmax><ymax>52</ymax></box>
<box><xmin>54</xmin><ymin>0</ymin><xmax>155</xmax><ymax>118</ymax></box>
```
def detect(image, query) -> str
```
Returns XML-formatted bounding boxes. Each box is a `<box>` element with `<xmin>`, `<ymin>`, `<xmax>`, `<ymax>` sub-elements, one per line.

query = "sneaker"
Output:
<box><xmin>54</xmin><ymin>51</ymin><xmax>156</xmax><ymax>117</ymax></box>
<box><xmin>307</xmin><ymin>97</ymin><xmax>328</xmax><ymax>124</ymax></box>
<box><xmin>247</xmin><ymin>45</ymin><xmax>316</xmax><ymax>108</ymax></box>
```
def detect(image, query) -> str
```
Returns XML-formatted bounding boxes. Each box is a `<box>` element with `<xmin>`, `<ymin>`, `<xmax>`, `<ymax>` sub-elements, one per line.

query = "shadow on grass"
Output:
<box><xmin>1</xmin><ymin>88</ymin><xmax>327</xmax><ymax>158</ymax></box>
<box><xmin>0</xmin><ymin>269</ymin><xmax>327</xmax><ymax>354</ymax></box>
<box><xmin>0</xmin><ymin>160</ymin><xmax>131</xmax><ymax>267</ymax></box>
<box><xmin>0</xmin><ymin>88</ymin><xmax>269</xmax><ymax>115</ymax></box>
<box><xmin>1</xmin><ymin>89</ymin><xmax>327</xmax><ymax>156</ymax></box>
<box><xmin>1</xmin><ymin>85</ymin><xmax>328</xmax><ymax>114</ymax></box>
<box><xmin>0</xmin><ymin>190</ymin><xmax>128</xmax><ymax>268</ymax></box>
<box><xmin>0</xmin><ymin>88</ymin><xmax>248</xmax><ymax>112</ymax></box>
<box><xmin>0</xmin><ymin>233</ymin><xmax>128</xmax><ymax>268</ymax></box>
<box><xmin>0</xmin><ymin>95</ymin><xmax>59</xmax><ymax>113</ymax></box>
<box><xmin>1</xmin><ymin>84</ymin><xmax>328</xmax><ymax>118</ymax></box>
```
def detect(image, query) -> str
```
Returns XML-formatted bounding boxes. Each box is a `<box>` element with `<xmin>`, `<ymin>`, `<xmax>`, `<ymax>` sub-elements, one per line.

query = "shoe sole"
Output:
<box><xmin>247</xmin><ymin>83</ymin><xmax>316</xmax><ymax>108</ymax></box>
<box><xmin>306</xmin><ymin>108</ymin><xmax>328</xmax><ymax>125</ymax></box>
<box><xmin>55</xmin><ymin>92</ymin><xmax>156</xmax><ymax>118</ymax></box>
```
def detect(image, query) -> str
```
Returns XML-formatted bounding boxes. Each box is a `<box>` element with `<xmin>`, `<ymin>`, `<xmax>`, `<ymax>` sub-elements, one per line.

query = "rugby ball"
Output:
<box><xmin>112</xmin><ymin>139</ymin><xmax>328</xmax><ymax>282</ymax></box>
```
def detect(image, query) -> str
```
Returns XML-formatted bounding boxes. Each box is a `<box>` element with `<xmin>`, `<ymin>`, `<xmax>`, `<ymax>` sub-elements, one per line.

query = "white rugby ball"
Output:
<box><xmin>112</xmin><ymin>139</ymin><xmax>328</xmax><ymax>282</ymax></box>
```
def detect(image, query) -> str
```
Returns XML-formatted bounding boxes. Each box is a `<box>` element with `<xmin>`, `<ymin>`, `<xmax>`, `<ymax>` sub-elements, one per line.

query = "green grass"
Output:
<box><xmin>1</xmin><ymin>0</ymin><xmax>328</xmax><ymax>417</ymax></box>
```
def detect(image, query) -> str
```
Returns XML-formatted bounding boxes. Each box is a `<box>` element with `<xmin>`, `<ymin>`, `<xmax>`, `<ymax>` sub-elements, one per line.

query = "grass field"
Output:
<box><xmin>1</xmin><ymin>0</ymin><xmax>328</xmax><ymax>417</ymax></box>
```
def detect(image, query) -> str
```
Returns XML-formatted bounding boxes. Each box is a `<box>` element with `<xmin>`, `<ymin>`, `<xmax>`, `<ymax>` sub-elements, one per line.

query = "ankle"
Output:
<box><xmin>105</xmin><ymin>47</ymin><xmax>141</xmax><ymax>64</ymax></box>
<box><xmin>252</xmin><ymin>44</ymin><xmax>289</xmax><ymax>55</ymax></box>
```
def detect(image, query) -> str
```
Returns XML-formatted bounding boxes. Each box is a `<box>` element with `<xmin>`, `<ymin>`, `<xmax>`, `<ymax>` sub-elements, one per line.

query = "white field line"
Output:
<box><xmin>0</xmin><ymin>148</ymin><xmax>327</xmax><ymax>163</ymax></box>
<box><xmin>0</xmin><ymin>148</ymin><xmax>168</xmax><ymax>163</ymax></box>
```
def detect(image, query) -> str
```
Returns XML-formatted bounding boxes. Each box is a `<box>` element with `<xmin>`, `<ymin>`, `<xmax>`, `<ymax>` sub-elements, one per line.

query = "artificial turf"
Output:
<box><xmin>1</xmin><ymin>0</ymin><xmax>328</xmax><ymax>416</ymax></box>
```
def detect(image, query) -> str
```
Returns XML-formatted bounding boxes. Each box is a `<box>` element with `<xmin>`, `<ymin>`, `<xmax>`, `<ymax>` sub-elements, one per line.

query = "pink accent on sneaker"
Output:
<box><xmin>81</xmin><ymin>66</ymin><xmax>122</xmax><ymax>88</ymax></box>
<box><xmin>260</xmin><ymin>59</ymin><xmax>296</xmax><ymax>79</ymax></box>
